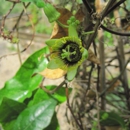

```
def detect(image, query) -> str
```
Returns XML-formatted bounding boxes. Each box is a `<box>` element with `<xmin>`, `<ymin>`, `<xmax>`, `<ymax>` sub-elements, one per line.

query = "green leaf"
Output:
<box><xmin>13</xmin><ymin>99</ymin><xmax>57</xmax><ymax>130</ymax></box>
<box><xmin>0</xmin><ymin>47</ymin><xmax>49</xmax><ymax>105</ymax></box>
<box><xmin>45</xmin><ymin>85</ymin><xmax>72</xmax><ymax>103</ymax></box>
<box><xmin>67</xmin><ymin>67</ymin><xmax>77</xmax><ymax>81</ymax></box>
<box><xmin>35</xmin><ymin>0</ymin><xmax>45</xmax><ymax>8</ymax></box>
<box><xmin>2</xmin><ymin>120</ymin><xmax>16</xmax><ymax>130</ymax></box>
<box><xmin>0</xmin><ymin>97</ymin><xmax>26</xmax><ymax>123</ymax></box>
<box><xmin>100</xmin><ymin>111</ymin><xmax>125</xmax><ymax>128</ymax></box>
<box><xmin>20</xmin><ymin>0</ymin><xmax>34</xmax><ymax>2</ymax></box>
<box><xmin>28</xmin><ymin>88</ymin><xmax>51</xmax><ymax>107</ymax></box>
<box><xmin>45</xmin><ymin>112</ymin><xmax>59</xmax><ymax>130</ymax></box>
<box><xmin>106</xmin><ymin>93</ymin><xmax>126</xmax><ymax>108</ymax></box>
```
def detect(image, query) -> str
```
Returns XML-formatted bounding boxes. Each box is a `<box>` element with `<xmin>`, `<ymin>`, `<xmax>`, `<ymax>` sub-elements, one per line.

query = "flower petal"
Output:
<box><xmin>47</xmin><ymin>58</ymin><xmax>64</xmax><ymax>69</ymax></box>
<box><xmin>67</xmin><ymin>67</ymin><xmax>78</xmax><ymax>81</ymax></box>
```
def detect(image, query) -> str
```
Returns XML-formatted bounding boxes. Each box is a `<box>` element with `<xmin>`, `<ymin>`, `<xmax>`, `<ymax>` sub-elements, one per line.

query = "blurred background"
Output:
<box><xmin>0</xmin><ymin>0</ymin><xmax>53</xmax><ymax>88</ymax></box>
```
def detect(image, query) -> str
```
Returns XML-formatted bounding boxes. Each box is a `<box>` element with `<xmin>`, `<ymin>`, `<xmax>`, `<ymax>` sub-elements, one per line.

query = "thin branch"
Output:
<box><xmin>86</xmin><ymin>19</ymin><xmax>100</xmax><ymax>49</ymax></box>
<box><xmin>10</xmin><ymin>3</ymin><xmax>30</xmax><ymax>34</ymax></box>
<box><xmin>105</xmin><ymin>0</ymin><xmax>127</xmax><ymax>17</ymax></box>
<box><xmin>0</xmin><ymin>2</ymin><xmax>16</xmax><ymax>32</ymax></box>
<box><xmin>88</xmin><ymin>63</ymin><xmax>95</xmax><ymax>89</ymax></box>
<box><xmin>17</xmin><ymin>42</ymin><xmax>22</xmax><ymax>64</ymax></box>
<box><xmin>65</xmin><ymin>85</ymin><xmax>84</xmax><ymax>130</ymax></box>
<box><xmin>0</xmin><ymin>3</ymin><xmax>31</xmax><ymax>60</ymax></box>
<box><xmin>98</xmin><ymin>29</ymin><xmax>106</xmax><ymax>110</ymax></box>
<box><xmin>116</xmin><ymin>36</ymin><xmax>130</xmax><ymax>110</ymax></box>
<box><xmin>42</xmin><ymin>80</ymin><xmax>66</xmax><ymax>94</ymax></box>
<box><xmin>82</xmin><ymin>0</ymin><xmax>93</xmax><ymax>14</ymax></box>
<box><xmin>101</xmin><ymin>0</ymin><xmax>115</xmax><ymax>19</ymax></box>
<box><xmin>101</xmin><ymin>24</ymin><xmax>130</xmax><ymax>36</ymax></box>
<box><xmin>95</xmin><ymin>86</ymin><xmax>101</xmax><ymax>130</ymax></box>
<box><xmin>85</xmin><ymin>59</ymin><xmax>130</xmax><ymax>113</ymax></box>
<box><xmin>100</xmin><ymin>58</ymin><xmax>130</xmax><ymax>97</ymax></box>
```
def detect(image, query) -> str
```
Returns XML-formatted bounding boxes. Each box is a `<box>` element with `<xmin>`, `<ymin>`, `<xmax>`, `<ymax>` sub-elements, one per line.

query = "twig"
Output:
<box><xmin>82</xmin><ymin>0</ymin><xmax>93</xmax><ymax>14</ymax></box>
<box><xmin>0</xmin><ymin>3</ymin><xmax>31</xmax><ymax>60</ymax></box>
<box><xmin>78</xmin><ymin>112</ymin><xmax>83</xmax><ymax>129</ymax></box>
<box><xmin>0</xmin><ymin>2</ymin><xmax>16</xmax><ymax>32</ymax></box>
<box><xmin>98</xmin><ymin>28</ymin><xmax>106</xmax><ymax>110</ymax></box>
<box><xmin>101</xmin><ymin>0</ymin><xmax>116</xmax><ymax>19</ymax></box>
<box><xmin>92</xmin><ymin>41</ymin><xmax>97</xmax><ymax>56</ymax></box>
<box><xmin>17</xmin><ymin>41</ymin><xmax>22</xmax><ymax>65</ymax></box>
<box><xmin>0</xmin><ymin>52</ymin><xmax>19</xmax><ymax>60</ymax></box>
<box><xmin>95</xmin><ymin>86</ymin><xmax>101</xmax><ymax>130</ymax></box>
<box><xmin>10</xmin><ymin>3</ymin><xmax>31</xmax><ymax>34</ymax></box>
<box><xmin>85</xmin><ymin>0</ymin><xmax>126</xmax><ymax>48</ymax></box>
<box><xmin>117</xmin><ymin>41</ymin><xmax>130</xmax><ymax>110</ymax></box>
<box><xmin>85</xmin><ymin>59</ymin><xmax>130</xmax><ymax>113</ymax></box>
<box><xmin>101</xmin><ymin>24</ymin><xmax>130</xmax><ymax>36</ymax></box>
<box><xmin>22</xmin><ymin>2</ymin><xmax>35</xmax><ymax>51</ymax></box>
<box><xmin>42</xmin><ymin>80</ymin><xmax>66</xmax><ymax>94</ymax></box>
<box><xmin>100</xmin><ymin>58</ymin><xmax>130</xmax><ymax>97</ymax></box>
<box><xmin>65</xmin><ymin>85</ymin><xmax>84</xmax><ymax>130</ymax></box>
<box><xmin>105</xmin><ymin>0</ymin><xmax>127</xmax><ymax>17</ymax></box>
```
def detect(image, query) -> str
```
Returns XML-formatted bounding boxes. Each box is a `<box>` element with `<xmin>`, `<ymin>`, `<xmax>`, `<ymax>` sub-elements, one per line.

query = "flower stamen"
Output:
<box><xmin>61</xmin><ymin>45</ymin><xmax>77</xmax><ymax>62</ymax></box>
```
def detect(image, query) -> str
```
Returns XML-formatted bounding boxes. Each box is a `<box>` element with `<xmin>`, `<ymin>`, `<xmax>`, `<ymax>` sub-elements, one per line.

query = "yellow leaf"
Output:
<box><xmin>39</xmin><ymin>68</ymin><xmax>66</xmax><ymax>79</ymax></box>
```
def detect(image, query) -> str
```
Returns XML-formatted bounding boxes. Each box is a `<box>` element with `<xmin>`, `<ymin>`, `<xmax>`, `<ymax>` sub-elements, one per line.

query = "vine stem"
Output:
<box><xmin>10</xmin><ymin>3</ymin><xmax>31</xmax><ymax>34</ymax></box>
<box><xmin>56</xmin><ymin>20</ymin><xmax>68</xmax><ymax>28</ymax></box>
<box><xmin>101</xmin><ymin>24</ymin><xmax>130</xmax><ymax>36</ymax></box>
<box><xmin>95</xmin><ymin>87</ymin><xmax>101</xmax><ymax>130</ymax></box>
<box><xmin>17</xmin><ymin>41</ymin><xmax>22</xmax><ymax>65</ymax></box>
<box><xmin>100</xmin><ymin>58</ymin><xmax>130</xmax><ymax>97</ymax></box>
<box><xmin>0</xmin><ymin>2</ymin><xmax>16</xmax><ymax>33</ymax></box>
<box><xmin>65</xmin><ymin>84</ymin><xmax>84</xmax><ymax>130</ymax></box>
<box><xmin>42</xmin><ymin>80</ymin><xmax>66</xmax><ymax>94</ymax></box>
<box><xmin>101</xmin><ymin>0</ymin><xmax>115</xmax><ymax>19</ymax></box>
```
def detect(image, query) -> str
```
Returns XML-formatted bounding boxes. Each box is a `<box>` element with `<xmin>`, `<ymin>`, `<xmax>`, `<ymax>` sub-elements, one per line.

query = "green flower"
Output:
<box><xmin>45</xmin><ymin>16</ymin><xmax>88</xmax><ymax>81</ymax></box>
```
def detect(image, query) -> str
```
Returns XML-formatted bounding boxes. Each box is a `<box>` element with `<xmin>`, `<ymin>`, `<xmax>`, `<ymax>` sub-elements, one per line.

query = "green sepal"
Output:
<box><xmin>67</xmin><ymin>67</ymin><xmax>78</xmax><ymax>81</ymax></box>
<box><xmin>45</xmin><ymin>39</ymin><xmax>57</xmax><ymax>47</ymax></box>
<box><xmin>43</xmin><ymin>3</ymin><xmax>60</xmax><ymax>23</ymax></box>
<box><xmin>35</xmin><ymin>0</ymin><xmax>45</xmax><ymax>8</ymax></box>
<box><xmin>82</xmin><ymin>48</ymin><xmax>88</xmax><ymax>60</ymax></box>
<box><xmin>47</xmin><ymin>58</ymin><xmax>64</xmax><ymax>69</ymax></box>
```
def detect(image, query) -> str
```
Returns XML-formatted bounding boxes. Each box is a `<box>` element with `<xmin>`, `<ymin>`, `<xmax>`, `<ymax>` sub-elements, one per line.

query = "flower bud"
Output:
<box><xmin>67</xmin><ymin>16</ymin><xmax>80</xmax><ymax>37</ymax></box>
<box><xmin>33</xmin><ymin>0</ymin><xmax>60</xmax><ymax>23</ymax></box>
<box><xmin>43</xmin><ymin>3</ymin><xmax>60</xmax><ymax>23</ymax></box>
